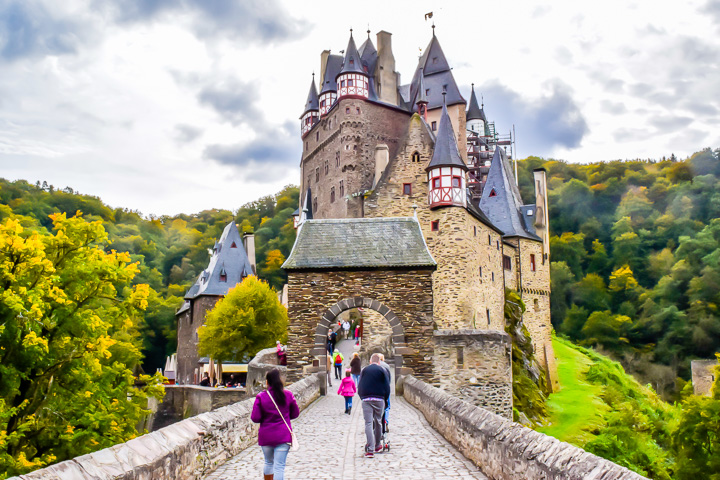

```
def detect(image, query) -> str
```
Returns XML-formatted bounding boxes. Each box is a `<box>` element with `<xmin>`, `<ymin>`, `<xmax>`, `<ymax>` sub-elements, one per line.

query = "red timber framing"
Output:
<box><xmin>427</xmin><ymin>166</ymin><xmax>466</xmax><ymax>208</ymax></box>
<box><xmin>337</xmin><ymin>73</ymin><xmax>368</xmax><ymax>99</ymax></box>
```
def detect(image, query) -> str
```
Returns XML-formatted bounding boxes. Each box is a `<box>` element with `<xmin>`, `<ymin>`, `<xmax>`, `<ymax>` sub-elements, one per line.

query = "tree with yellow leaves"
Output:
<box><xmin>0</xmin><ymin>213</ymin><xmax>164</xmax><ymax>478</ymax></box>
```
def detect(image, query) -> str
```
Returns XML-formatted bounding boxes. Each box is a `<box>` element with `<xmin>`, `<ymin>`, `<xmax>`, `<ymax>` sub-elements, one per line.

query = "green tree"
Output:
<box><xmin>198</xmin><ymin>276</ymin><xmax>288</xmax><ymax>364</ymax></box>
<box><xmin>0</xmin><ymin>214</ymin><xmax>164</xmax><ymax>477</ymax></box>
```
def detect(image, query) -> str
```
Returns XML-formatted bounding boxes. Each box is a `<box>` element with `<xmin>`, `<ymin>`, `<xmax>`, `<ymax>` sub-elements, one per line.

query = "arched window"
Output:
<box><xmin>412</xmin><ymin>151</ymin><xmax>420</xmax><ymax>163</ymax></box>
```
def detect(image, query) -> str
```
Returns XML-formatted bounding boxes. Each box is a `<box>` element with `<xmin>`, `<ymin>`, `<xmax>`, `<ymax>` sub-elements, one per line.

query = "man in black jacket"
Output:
<box><xmin>358</xmin><ymin>353</ymin><xmax>390</xmax><ymax>458</ymax></box>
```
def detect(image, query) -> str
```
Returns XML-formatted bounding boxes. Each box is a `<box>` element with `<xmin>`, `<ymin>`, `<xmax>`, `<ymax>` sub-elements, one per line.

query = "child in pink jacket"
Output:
<box><xmin>337</xmin><ymin>369</ymin><xmax>357</xmax><ymax>414</ymax></box>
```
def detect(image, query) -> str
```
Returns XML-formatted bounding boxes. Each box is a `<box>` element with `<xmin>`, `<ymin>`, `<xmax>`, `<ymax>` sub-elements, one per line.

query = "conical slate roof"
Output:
<box><xmin>466</xmin><ymin>85</ymin><xmax>487</xmax><ymax>122</ymax></box>
<box><xmin>407</xmin><ymin>34</ymin><xmax>464</xmax><ymax>109</ymax></box>
<box><xmin>426</xmin><ymin>98</ymin><xmax>467</xmax><ymax>171</ymax></box>
<box><xmin>320</xmin><ymin>55</ymin><xmax>343</xmax><ymax>94</ymax></box>
<box><xmin>415</xmin><ymin>70</ymin><xmax>428</xmax><ymax>105</ymax></box>
<box><xmin>302</xmin><ymin>187</ymin><xmax>313</xmax><ymax>220</ymax></box>
<box><xmin>339</xmin><ymin>32</ymin><xmax>366</xmax><ymax>76</ymax></box>
<box><xmin>301</xmin><ymin>77</ymin><xmax>319</xmax><ymax>116</ymax></box>
<box><xmin>478</xmin><ymin>148</ymin><xmax>539</xmax><ymax>239</ymax></box>
<box><xmin>184</xmin><ymin>221</ymin><xmax>254</xmax><ymax>299</ymax></box>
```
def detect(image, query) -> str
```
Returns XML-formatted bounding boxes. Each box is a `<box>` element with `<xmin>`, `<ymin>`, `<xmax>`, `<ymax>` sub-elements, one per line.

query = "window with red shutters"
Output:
<box><xmin>403</xmin><ymin>183</ymin><xmax>412</xmax><ymax>195</ymax></box>
<box><xmin>530</xmin><ymin>254</ymin><xmax>536</xmax><ymax>271</ymax></box>
<box><xmin>433</xmin><ymin>177</ymin><xmax>441</xmax><ymax>189</ymax></box>
<box><xmin>431</xmin><ymin>220</ymin><xmax>439</xmax><ymax>231</ymax></box>
<box><xmin>452</xmin><ymin>176</ymin><xmax>461</xmax><ymax>188</ymax></box>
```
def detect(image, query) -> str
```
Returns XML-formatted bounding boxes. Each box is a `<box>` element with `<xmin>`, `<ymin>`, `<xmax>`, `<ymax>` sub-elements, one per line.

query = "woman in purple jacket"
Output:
<box><xmin>251</xmin><ymin>368</ymin><xmax>299</xmax><ymax>480</ymax></box>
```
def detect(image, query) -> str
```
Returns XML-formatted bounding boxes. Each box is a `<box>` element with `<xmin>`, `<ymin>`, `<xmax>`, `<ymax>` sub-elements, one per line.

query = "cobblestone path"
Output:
<box><xmin>204</xmin><ymin>391</ymin><xmax>487</xmax><ymax>480</ymax></box>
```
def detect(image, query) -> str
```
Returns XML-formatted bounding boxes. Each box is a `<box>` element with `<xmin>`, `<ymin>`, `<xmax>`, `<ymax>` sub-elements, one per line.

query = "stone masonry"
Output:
<box><xmin>691</xmin><ymin>359</ymin><xmax>718</xmax><ymax>396</ymax></box>
<box><xmin>432</xmin><ymin>330</ymin><xmax>513</xmax><ymax>419</ymax></box>
<box><xmin>285</xmin><ymin>268</ymin><xmax>435</xmax><ymax>381</ymax></box>
<box><xmin>176</xmin><ymin>295</ymin><xmax>220</xmax><ymax>386</ymax></box>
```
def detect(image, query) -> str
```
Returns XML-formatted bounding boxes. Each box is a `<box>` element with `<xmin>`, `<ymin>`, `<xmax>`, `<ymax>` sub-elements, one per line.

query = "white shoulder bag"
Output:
<box><xmin>266</xmin><ymin>390</ymin><xmax>300</xmax><ymax>451</ymax></box>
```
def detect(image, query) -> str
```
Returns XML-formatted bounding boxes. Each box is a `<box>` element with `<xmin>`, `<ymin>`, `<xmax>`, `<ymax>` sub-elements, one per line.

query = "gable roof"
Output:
<box><xmin>184</xmin><ymin>221</ymin><xmax>254</xmax><ymax>300</ymax></box>
<box><xmin>283</xmin><ymin>217</ymin><xmax>436</xmax><ymax>270</ymax></box>
<box><xmin>301</xmin><ymin>77</ymin><xmax>319</xmax><ymax>117</ymax></box>
<box><xmin>320</xmin><ymin>55</ymin><xmax>343</xmax><ymax>94</ymax></box>
<box><xmin>479</xmin><ymin>148</ymin><xmax>540</xmax><ymax>240</ymax></box>
<box><xmin>426</xmin><ymin>98</ymin><xmax>467</xmax><ymax>171</ymax></box>
<box><xmin>466</xmin><ymin>85</ymin><xmax>487</xmax><ymax>122</ymax></box>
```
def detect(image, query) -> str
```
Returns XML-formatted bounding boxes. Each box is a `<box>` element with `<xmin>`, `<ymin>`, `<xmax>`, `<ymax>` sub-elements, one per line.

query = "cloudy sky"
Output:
<box><xmin>1</xmin><ymin>0</ymin><xmax>718</xmax><ymax>216</ymax></box>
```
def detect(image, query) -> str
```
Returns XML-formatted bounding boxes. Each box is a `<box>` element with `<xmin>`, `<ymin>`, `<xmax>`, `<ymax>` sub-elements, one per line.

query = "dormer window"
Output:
<box><xmin>231</xmin><ymin>242</ymin><xmax>237</xmax><ymax>248</ymax></box>
<box><xmin>425</xmin><ymin>89</ymin><xmax>430</xmax><ymax>96</ymax></box>
<box><xmin>219</xmin><ymin>268</ymin><xmax>227</xmax><ymax>282</ymax></box>
<box><xmin>432</xmin><ymin>57</ymin><xmax>438</xmax><ymax>64</ymax></box>
<box><xmin>431</xmin><ymin>121</ymin><xmax>437</xmax><ymax>131</ymax></box>
<box><xmin>489</xmin><ymin>189</ymin><xmax>497</xmax><ymax>197</ymax></box>
<box><xmin>349</xmin><ymin>59</ymin><xmax>354</xmax><ymax>66</ymax></box>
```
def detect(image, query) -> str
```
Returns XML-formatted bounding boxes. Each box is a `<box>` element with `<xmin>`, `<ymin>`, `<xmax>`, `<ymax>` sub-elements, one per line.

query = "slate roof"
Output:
<box><xmin>479</xmin><ymin>148</ymin><xmax>540</xmax><ymax>240</ymax></box>
<box><xmin>407</xmin><ymin>35</ymin><xmax>465</xmax><ymax>109</ymax></box>
<box><xmin>302</xmin><ymin>187</ymin><xmax>313</xmax><ymax>220</ymax></box>
<box><xmin>320</xmin><ymin>55</ymin><xmax>343</xmax><ymax>94</ymax></box>
<box><xmin>466</xmin><ymin>85</ymin><xmax>487</xmax><ymax>122</ymax></box>
<box><xmin>184</xmin><ymin>221</ymin><xmax>254</xmax><ymax>300</ymax></box>
<box><xmin>301</xmin><ymin>77</ymin><xmax>319</xmax><ymax>116</ymax></box>
<box><xmin>426</xmin><ymin>98</ymin><xmax>467</xmax><ymax>171</ymax></box>
<box><xmin>415</xmin><ymin>70</ymin><xmax>428</xmax><ymax>105</ymax></box>
<box><xmin>339</xmin><ymin>33</ymin><xmax>366</xmax><ymax>76</ymax></box>
<box><xmin>282</xmin><ymin>217</ymin><xmax>436</xmax><ymax>270</ymax></box>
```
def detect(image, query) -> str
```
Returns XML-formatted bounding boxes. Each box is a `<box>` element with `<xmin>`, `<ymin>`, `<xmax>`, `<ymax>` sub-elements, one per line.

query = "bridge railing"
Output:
<box><xmin>400</xmin><ymin>375</ymin><xmax>648</xmax><ymax>480</ymax></box>
<box><xmin>11</xmin><ymin>373</ymin><xmax>323</xmax><ymax>480</ymax></box>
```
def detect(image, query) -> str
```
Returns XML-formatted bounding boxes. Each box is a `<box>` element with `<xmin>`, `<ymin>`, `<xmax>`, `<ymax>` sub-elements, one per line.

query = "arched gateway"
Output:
<box><xmin>282</xmin><ymin>217</ymin><xmax>437</xmax><ymax>382</ymax></box>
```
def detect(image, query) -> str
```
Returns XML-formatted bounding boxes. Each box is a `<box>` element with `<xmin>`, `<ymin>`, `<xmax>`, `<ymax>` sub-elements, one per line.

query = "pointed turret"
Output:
<box><xmin>319</xmin><ymin>54</ymin><xmax>343</xmax><ymax>116</ymax></box>
<box><xmin>415</xmin><ymin>70</ymin><xmax>429</xmax><ymax>120</ymax></box>
<box><xmin>337</xmin><ymin>30</ymin><xmax>369</xmax><ymax>100</ymax></box>
<box><xmin>300</xmin><ymin>75</ymin><xmax>320</xmax><ymax>137</ymax></box>
<box><xmin>466</xmin><ymin>84</ymin><xmax>487</xmax><ymax>136</ymax></box>
<box><xmin>478</xmin><ymin>148</ymin><xmax>538</xmax><ymax>239</ymax></box>
<box><xmin>426</xmin><ymin>94</ymin><xmax>468</xmax><ymax>209</ymax></box>
<box><xmin>409</xmin><ymin>34</ymin><xmax>465</xmax><ymax>110</ymax></box>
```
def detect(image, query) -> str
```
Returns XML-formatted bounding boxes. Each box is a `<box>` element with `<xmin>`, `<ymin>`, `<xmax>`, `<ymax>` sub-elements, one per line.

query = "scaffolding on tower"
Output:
<box><xmin>465</xmin><ymin>122</ymin><xmax>516</xmax><ymax>206</ymax></box>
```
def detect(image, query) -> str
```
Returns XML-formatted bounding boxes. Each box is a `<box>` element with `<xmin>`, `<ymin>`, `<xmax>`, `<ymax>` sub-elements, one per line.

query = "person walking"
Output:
<box><xmin>358</xmin><ymin>353</ymin><xmax>390</xmax><ymax>458</ymax></box>
<box><xmin>250</xmin><ymin>368</ymin><xmax>299</xmax><ymax>480</ymax></box>
<box><xmin>342</xmin><ymin>319</ymin><xmax>351</xmax><ymax>339</ymax></box>
<box><xmin>326</xmin><ymin>331</ymin><xmax>334</xmax><ymax>355</ymax></box>
<box><xmin>350</xmin><ymin>352</ymin><xmax>362</xmax><ymax>388</ymax></box>
<box><xmin>332</xmin><ymin>349</ymin><xmax>344</xmax><ymax>379</ymax></box>
<box><xmin>337</xmin><ymin>369</ymin><xmax>357</xmax><ymax>414</ymax></box>
<box><xmin>326</xmin><ymin>351</ymin><xmax>333</xmax><ymax>387</ymax></box>
<box><xmin>377</xmin><ymin>353</ymin><xmax>392</xmax><ymax>427</ymax></box>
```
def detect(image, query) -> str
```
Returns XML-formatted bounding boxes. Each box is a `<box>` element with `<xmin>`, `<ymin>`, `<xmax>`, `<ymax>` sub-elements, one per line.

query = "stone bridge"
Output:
<box><xmin>12</xmin><ymin>345</ymin><xmax>646</xmax><ymax>480</ymax></box>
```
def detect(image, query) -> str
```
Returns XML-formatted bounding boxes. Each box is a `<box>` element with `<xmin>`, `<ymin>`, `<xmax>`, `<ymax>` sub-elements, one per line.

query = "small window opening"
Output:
<box><xmin>530</xmin><ymin>254</ymin><xmax>536</xmax><ymax>272</ymax></box>
<box><xmin>452</xmin><ymin>176</ymin><xmax>461</xmax><ymax>188</ymax></box>
<box><xmin>456</xmin><ymin>347</ymin><xmax>464</xmax><ymax>368</ymax></box>
<box><xmin>348</xmin><ymin>79</ymin><xmax>354</xmax><ymax>87</ymax></box>
<box><xmin>431</xmin><ymin>220</ymin><xmax>439</xmax><ymax>231</ymax></box>
<box><xmin>339</xmin><ymin>180</ymin><xmax>344</xmax><ymax>197</ymax></box>
<box><xmin>346</xmin><ymin>107</ymin><xmax>350</xmax><ymax>113</ymax></box>
<box><xmin>492</xmin><ymin>272</ymin><xmax>495</xmax><ymax>282</ymax></box>
<box><xmin>534</xmin><ymin>299</ymin><xmax>540</xmax><ymax>312</ymax></box>
<box><xmin>431</xmin><ymin>121</ymin><xmax>437</xmax><ymax>131</ymax></box>
<box><xmin>230</xmin><ymin>242</ymin><xmax>237</xmax><ymax>248</ymax></box>
<box><xmin>432</xmin><ymin>177</ymin><xmax>441</xmax><ymax>189</ymax></box>
<box><xmin>331</xmin><ymin>187</ymin><xmax>335</xmax><ymax>203</ymax></box>
<box><xmin>474</xmin><ymin>226</ymin><xmax>477</xmax><ymax>236</ymax></box>
<box><xmin>341</xmin><ymin>80</ymin><xmax>345</xmax><ymax>88</ymax></box>
<box><xmin>488</xmin><ymin>234</ymin><xmax>491</xmax><ymax>245</ymax></box>
<box><xmin>356</xmin><ymin>107</ymin><xmax>361</xmax><ymax>114</ymax></box>
<box><xmin>486</xmin><ymin>309</ymin><xmax>491</xmax><ymax>326</ymax></box>
<box><xmin>489</xmin><ymin>189</ymin><xmax>497</xmax><ymax>197</ymax></box>
<box><xmin>316</xmin><ymin>132</ymin><xmax>319</xmax><ymax>141</ymax></box>
<box><xmin>412</xmin><ymin>151</ymin><xmax>420</xmax><ymax>163</ymax></box>
<box><xmin>503</xmin><ymin>255</ymin><xmax>512</xmax><ymax>270</ymax></box>
<box><xmin>403</xmin><ymin>183</ymin><xmax>412</xmax><ymax>195</ymax></box>
<box><xmin>432</xmin><ymin>57</ymin><xmax>438</xmax><ymax>64</ymax></box>
<box><xmin>425</xmin><ymin>89</ymin><xmax>430</xmax><ymax>96</ymax></box>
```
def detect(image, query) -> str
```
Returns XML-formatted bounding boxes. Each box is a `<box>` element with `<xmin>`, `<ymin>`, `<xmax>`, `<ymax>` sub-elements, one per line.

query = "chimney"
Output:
<box><xmin>376</xmin><ymin>31</ymin><xmax>398</xmax><ymax>105</ymax></box>
<box><xmin>243</xmin><ymin>232</ymin><xmax>256</xmax><ymax>275</ymax></box>
<box><xmin>320</xmin><ymin>50</ymin><xmax>330</xmax><ymax>86</ymax></box>
<box><xmin>532</xmin><ymin>168</ymin><xmax>550</xmax><ymax>262</ymax></box>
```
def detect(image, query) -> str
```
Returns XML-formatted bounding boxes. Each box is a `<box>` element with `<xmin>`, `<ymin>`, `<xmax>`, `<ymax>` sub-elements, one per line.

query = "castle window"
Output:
<box><xmin>431</xmin><ymin>220</ymin><xmax>439</xmax><ymax>231</ymax></box>
<box><xmin>497</xmin><ymin>240</ymin><xmax>500</xmax><ymax>250</ymax></box>
<box><xmin>534</xmin><ymin>298</ymin><xmax>540</xmax><ymax>312</ymax></box>
<box><xmin>346</xmin><ymin>107</ymin><xmax>350</xmax><ymax>114</ymax></box>
<box><xmin>348</xmin><ymin>79</ymin><xmax>354</xmax><ymax>87</ymax></box>
<box><xmin>474</xmin><ymin>226</ymin><xmax>477</xmax><ymax>236</ymax></box>
<box><xmin>341</xmin><ymin>80</ymin><xmax>345</xmax><ymax>88</ymax></box>
<box><xmin>320</xmin><ymin>100</ymin><xmax>326</xmax><ymax>107</ymax></box>
<box><xmin>305</xmin><ymin>141</ymin><xmax>308</xmax><ymax>151</ymax></box>
<box><xmin>353</xmin><ymin>145</ymin><xmax>357</xmax><ymax>151</ymax></box>
<box><xmin>339</xmin><ymin>180</ymin><xmax>344</xmax><ymax>197</ymax></box>
<box><xmin>403</xmin><ymin>183</ymin><xmax>412</xmax><ymax>195</ymax></box>
<box><xmin>452</xmin><ymin>176</ymin><xmax>461</xmax><ymax>188</ymax></box>
<box><xmin>331</xmin><ymin>187</ymin><xmax>336</xmax><ymax>203</ymax></box>
<box><xmin>412</xmin><ymin>151</ymin><xmax>420</xmax><ymax>162</ymax></box>
<box><xmin>456</xmin><ymin>347</ymin><xmax>464</xmax><ymax>368</ymax></box>
<box><xmin>503</xmin><ymin>255</ymin><xmax>512</xmax><ymax>270</ymax></box>
<box><xmin>488</xmin><ymin>234</ymin><xmax>491</xmax><ymax>245</ymax></box>
<box><xmin>336</xmin><ymin>151</ymin><xmax>340</xmax><ymax>167</ymax></box>
<box><xmin>324</xmin><ymin>160</ymin><xmax>329</xmax><ymax>175</ymax></box>
<box><xmin>356</xmin><ymin>107</ymin><xmax>361</xmax><ymax>114</ymax></box>
<box><xmin>313</xmin><ymin>197</ymin><xmax>318</xmax><ymax>213</ymax></box>
<box><xmin>425</xmin><ymin>89</ymin><xmax>430</xmax><ymax>96</ymax></box>
<box><xmin>489</xmin><ymin>189</ymin><xmax>497</xmax><ymax>197</ymax></box>
<box><xmin>492</xmin><ymin>272</ymin><xmax>495</xmax><ymax>282</ymax></box>
<box><xmin>230</xmin><ymin>242</ymin><xmax>237</xmax><ymax>248</ymax></box>
<box><xmin>219</xmin><ymin>272</ymin><xmax>227</xmax><ymax>282</ymax></box>
<box><xmin>486</xmin><ymin>309</ymin><xmax>490</xmax><ymax>326</ymax></box>
<box><xmin>530</xmin><ymin>254</ymin><xmax>536</xmax><ymax>271</ymax></box>
<box><xmin>315</xmin><ymin>168</ymin><xmax>320</xmax><ymax>182</ymax></box>
<box><xmin>432</xmin><ymin>177</ymin><xmax>441</xmax><ymax>189</ymax></box>
<box><xmin>431</xmin><ymin>121</ymin><xmax>437</xmax><ymax>131</ymax></box>
<box><xmin>432</xmin><ymin>57</ymin><xmax>438</xmax><ymax>64</ymax></box>
<box><xmin>307</xmin><ymin>174</ymin><xmax>312</xmax><ymax>186</ymax></box>
<box><xmin>479</xmin><ymin>266</ymin><xmax>482</xmax><ymax>282</ymax></box>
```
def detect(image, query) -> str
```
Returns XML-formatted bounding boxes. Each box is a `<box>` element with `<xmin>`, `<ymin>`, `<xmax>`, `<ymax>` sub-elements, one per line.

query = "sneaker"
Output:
<box><xmin>374</xmin><ymin>445</ymin><xmax>383</xmax><ymax>453</ymax></box>
<box><xmin>364</xmin><ymin>451</ymin><xmax>374</xmax><ymax>458</ymax></box>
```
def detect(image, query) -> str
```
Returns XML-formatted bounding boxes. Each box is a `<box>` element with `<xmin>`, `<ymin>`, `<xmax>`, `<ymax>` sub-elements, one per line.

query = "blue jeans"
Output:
<box><xmin>351</xmin><ymin>373</ymin><xmax>360</xmax><ymax>388</ymax></box>
<box><xmin>344</xmin><ymin>396</ymin><xmax>353</xmax><ymax>410</ymax></box>
<box><xmin>261</xmin><ymin>443</ymin><xmax>290</xmax><ymax>480</ymax></box>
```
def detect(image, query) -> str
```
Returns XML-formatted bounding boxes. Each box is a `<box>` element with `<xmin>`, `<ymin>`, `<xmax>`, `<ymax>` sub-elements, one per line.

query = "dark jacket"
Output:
<box><xmin>251</xmin><ymin>390</ymin><xmax>300</xmax><ymax>446</ymax></box>
<box><xmin>350</xmin><ymin>356</ymin><xmax>362</xmax><ymax>375</ymax></box>
<box><xmin>358</xmin><ymin>364</ymin><xmax>390</xmax><ymax>400</ymax></box>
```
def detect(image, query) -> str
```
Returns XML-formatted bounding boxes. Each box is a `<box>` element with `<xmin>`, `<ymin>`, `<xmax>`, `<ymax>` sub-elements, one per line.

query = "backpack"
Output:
<box><xmin>335</xmin><ymin>355</ymin><xmax>342</xmax><ymax>365</ymax></box>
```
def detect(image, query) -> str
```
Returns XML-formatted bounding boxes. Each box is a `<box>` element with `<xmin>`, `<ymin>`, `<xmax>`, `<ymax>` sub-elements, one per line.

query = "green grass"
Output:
<box><xmin>538</xmin><ymin>336</ymin><xmax>608</xmax><ymax>445</ymax></box>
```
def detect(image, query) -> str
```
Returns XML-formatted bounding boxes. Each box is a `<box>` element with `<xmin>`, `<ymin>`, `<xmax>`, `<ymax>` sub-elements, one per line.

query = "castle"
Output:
<box><xmin>292</xmin><ymin>28</ymin><xmax>557</xmax><ymax>388</ymax></box>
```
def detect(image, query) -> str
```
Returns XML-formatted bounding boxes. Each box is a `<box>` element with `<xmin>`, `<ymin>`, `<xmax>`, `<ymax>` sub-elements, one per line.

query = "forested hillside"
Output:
<box><xmin>0</xmin><ymin>180</ymin><xmax>298</xmax><ymax>373</ymax></box>
<box><xmin>516</xmin><ymin>147</ymin><xmax>720</xmax><ymax>398</ymax></box>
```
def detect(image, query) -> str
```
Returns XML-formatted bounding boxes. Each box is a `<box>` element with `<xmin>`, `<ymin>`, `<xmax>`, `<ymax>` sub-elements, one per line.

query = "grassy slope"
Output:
<box><xmin>538</xmin><ymin>336</ymin><xmax>609</xmax><ymax>445</ymax></box>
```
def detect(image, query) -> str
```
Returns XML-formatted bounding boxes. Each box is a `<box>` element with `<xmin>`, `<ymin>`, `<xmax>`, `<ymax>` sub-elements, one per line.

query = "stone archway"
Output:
<box><xmin>313</xmin><ymin>297</ymin><xmax>407</xmax><ymax>379</ymax></box>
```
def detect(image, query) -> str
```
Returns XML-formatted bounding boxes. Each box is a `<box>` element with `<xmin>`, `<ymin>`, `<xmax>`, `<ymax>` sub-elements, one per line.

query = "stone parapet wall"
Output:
<box><xmin>12</xmin><ymin>374</ymin><xmax>323</xmax><ymax>480</ymax></box>
<box><xmin>151</xmin><ymin>385</ymin><xmax>247</xmax><ymax>431</ymax></box>
<box><xmin>432</xmin><ymin>330</ymin><xmax>513</xmax><ymax>419</ymax></box>
<box><xmin>401</xmin><ymin>375</ymin><xmax>647</xmax><ymax>480</ymax></box>
<box><xmin>246</xmin><ymin>347</ymin><xmax>288</xmax><ymax>396</ymax></box>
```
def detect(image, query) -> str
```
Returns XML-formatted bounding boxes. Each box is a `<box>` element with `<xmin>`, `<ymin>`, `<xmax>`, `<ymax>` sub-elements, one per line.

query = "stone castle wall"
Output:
<box><xmin>285</xmin><ymin>268</ymin><xmax>435</xmax><ymax>381</ymax></box>
<box><xmin>301</xmin><ymin>98</ymin><xmax>410</xmax><ymax>219</ymax></box>
<box><xmin>401</xmin><ymin>375</ymin><xmax>648</xmax><ymax>480</ymax></box>
<box><xmin>365</xmin><ymin>114</ymin><xmax>505</xmax><ymax>330</ymax></box>
<box><xmin>176</xmin><ymin>295</ymin><xmax>220</xmax><ymax>385</ymax></box>
<box><xmin>691</xmin><ymin>359</ymin><xmax>718</xmax><ymax>396</ymax></box>
<box><xmin>432</xmin><ymin>330</ymin><xmax>513</xmax><ymax>419</ymax></box>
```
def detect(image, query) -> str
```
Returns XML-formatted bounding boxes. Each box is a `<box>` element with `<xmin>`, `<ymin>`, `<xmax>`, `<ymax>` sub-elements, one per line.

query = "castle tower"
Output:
<box><xmin>336</xmin><ymin>30</ymin><xmax>369</xmax><ymax>100</ymax></box>
<box><xmin>426</xmin><ymin>94</ymin><xmax>468</xmax><ymax>209</ymax></box>
<box><xmin>319</xmin><ymin>54</ymin><xmax>342</xmax><ymax>116</ymax></box>
<box><xmin>415</xmin><ymin>71</ymin><xmax>429</xmax><ymax>121</ymax></box>
<box><xmin>300</xmin><ymin>75</ymin><xmax>319</xmax><ymax>137</ymax></box>
<box><xmin>466</xmin><ymin>84</ymin><xmax>487</xmax><ymax>136</ymax></box>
